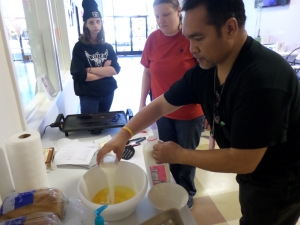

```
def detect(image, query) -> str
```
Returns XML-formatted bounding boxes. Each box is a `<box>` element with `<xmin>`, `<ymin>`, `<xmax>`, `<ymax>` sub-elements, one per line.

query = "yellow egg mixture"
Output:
<box><xmin>92</xmin><ymin>186</ymin><xmax>136</xmax><ymax>204</ymax></box>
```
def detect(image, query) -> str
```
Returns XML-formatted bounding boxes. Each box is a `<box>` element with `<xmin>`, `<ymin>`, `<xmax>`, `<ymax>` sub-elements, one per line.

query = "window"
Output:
<box><xmin>1</xmin><ymin>0</ymin><xmax>61</xmax><ymax>120</ymax></box>
<box><xmin>101</xmin><ymin>0</ymin><xmax>158</xmax><ymax>54</ymax></box>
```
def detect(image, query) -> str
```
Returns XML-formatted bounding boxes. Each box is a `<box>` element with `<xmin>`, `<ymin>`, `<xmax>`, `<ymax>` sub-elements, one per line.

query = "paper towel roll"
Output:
<box><xmin>5</xmin><ymin>131</ymin><xmax>49</xmax><ymax>192</ymax></box>
<box><xmin>0</xmin><ymin>146</ymin><xmax>14</xmax><ymax>200</ymax></box>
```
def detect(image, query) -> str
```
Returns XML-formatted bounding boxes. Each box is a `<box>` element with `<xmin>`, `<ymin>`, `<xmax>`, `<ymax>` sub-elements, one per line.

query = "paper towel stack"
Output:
<box><xmin>4</xmin><ymin>131</ymin><xmax>49</xmax><ymax>192</ymax></box>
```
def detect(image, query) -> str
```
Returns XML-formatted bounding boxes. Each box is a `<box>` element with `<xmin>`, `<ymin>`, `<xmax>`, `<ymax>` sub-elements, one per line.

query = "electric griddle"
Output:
<box><xmin>53</xmin><ymin>109</ymin><xmax>133</xmax><ymax>136</ymax></box>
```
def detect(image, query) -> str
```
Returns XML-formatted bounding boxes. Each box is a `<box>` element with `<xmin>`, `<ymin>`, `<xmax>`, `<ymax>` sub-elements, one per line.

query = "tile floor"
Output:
<box><xmin>110</xmin><ymin>55</ymin><xmax>151</xmax><ymax>114</ymax></box>
<box><xmin>17</xmin><ymin>56</ymin><xmax>300</xmax><ymax>224</ymax></box>
<box><xmin>192</xmin><ymin>133</ymin><xmax>238</xmax><ymax>224</ymax></box>
<box><xmin>192</xmin><ymin>131</ymin><xmax>241</xmax><ymax>225</ymax></box>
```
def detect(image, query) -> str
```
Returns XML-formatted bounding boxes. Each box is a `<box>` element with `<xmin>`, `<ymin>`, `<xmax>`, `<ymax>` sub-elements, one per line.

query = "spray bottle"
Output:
<box><xmin>94</xmin><ymin>205</ymin><xmax>108</xmax><ymax>225</ymax></box>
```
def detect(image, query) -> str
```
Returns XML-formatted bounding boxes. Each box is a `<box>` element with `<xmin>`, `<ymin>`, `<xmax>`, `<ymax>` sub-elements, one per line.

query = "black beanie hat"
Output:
<box><xmin>82</xmin><ymin>0</ymin><xmax>102</xmax><ymax>22</ymax></box>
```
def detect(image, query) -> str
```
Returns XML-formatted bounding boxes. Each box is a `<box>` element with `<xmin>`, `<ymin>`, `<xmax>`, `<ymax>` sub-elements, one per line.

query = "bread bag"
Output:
<box><xmin>0</xmin><ymin>188</ymin><xmax>66</xmax><ymax>221</ymax></box>
<box><xmin>0</xmin><ymin>212</ymin><xmax>63</xmax><ymax>225</ymax></box>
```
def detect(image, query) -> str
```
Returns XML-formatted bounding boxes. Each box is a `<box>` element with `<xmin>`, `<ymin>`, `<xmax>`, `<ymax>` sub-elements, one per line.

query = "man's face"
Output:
<box><xmin>183</xmin><ymin>6</ymin><xmax>232</xmax><ymax>69</ymax></box>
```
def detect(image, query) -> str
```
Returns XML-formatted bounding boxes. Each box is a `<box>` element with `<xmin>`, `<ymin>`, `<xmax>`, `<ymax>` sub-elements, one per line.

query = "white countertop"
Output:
<box><xmin>42</xmin><ymin>127</ymin><xmax>197</xmax><ymax>225</ymax></box>
<box><xmin>275</xmin><ymin>50</ymin><xmax>299</xmax><ymax>57</ymax></box>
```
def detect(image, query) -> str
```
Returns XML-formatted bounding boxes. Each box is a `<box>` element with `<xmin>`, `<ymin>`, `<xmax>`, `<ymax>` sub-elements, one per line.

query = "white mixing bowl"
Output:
<box><xmin>77</xmin><ymin>161</ymin><xmax>148</xmax><ymax>221</ymax></box>
<box><xmin>148</xmin><ymin>182</ymin><xmax>188</xmax><ymax>211</ymax></box>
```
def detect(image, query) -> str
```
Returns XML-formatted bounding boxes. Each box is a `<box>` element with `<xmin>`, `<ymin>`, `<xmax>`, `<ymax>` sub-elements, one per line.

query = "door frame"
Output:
<box><xmin>113</xmin><ymin>16</ymin><xmax>148</xmax><ymax>56</ymax></box>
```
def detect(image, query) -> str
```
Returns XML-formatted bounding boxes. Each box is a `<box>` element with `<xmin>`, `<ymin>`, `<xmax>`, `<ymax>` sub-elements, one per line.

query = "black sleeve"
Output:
<box><xmin>106</xmin><ymin>43</ymin><xmax>121</xmax><ymax>74</ymax></box>
<box><xmin>164</xmin><ymin>66</ymin><xmax>204</xmax><ymax>106</ymax></box>
<box><xmin>230</xmin><ymin>88</ymin><xmax>290</xmax><ymax>149</ymax></box>
<box><xmin>70</xmin><ymin>43</ymin><xmax>87</xmax><ymax>83</ymax></box>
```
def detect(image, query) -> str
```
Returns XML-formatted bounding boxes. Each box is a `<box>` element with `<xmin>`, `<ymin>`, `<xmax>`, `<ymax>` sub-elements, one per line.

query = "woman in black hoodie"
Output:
<box><xmin>71</xmin><ymin>0</ymin><xmax>120</xmax><ymax>114</ymax></box>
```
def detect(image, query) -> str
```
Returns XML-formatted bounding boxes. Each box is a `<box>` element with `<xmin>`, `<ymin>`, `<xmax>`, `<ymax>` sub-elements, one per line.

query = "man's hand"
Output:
<box><xmin>152</xmin><ymin>141</ymin><xmax>184</xmax><ymax>164</ymax></box>
<box><xmin>104</xmin><ymin>60</ymin><xmax>111</xmax><ymax>67</ymax></box>
<box><xmin>96</xmin><ymin>134</ymin><xmax>128</xmax><ymax>164</ymax></box>
<box><xmin>204</xmin><ymin>119</ymin><xmax>211</xmax><ymax>130</ymax></box>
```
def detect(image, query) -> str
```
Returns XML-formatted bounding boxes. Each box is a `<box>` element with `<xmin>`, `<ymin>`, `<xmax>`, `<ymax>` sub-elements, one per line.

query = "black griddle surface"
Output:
<box><xmin>61</xmin><ymin>111</ymin><xmax>127</xmax><ymax>132</ymax></box>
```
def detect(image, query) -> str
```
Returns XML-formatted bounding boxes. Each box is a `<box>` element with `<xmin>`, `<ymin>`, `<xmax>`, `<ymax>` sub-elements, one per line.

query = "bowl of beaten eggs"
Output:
<box><xmin>77</xmin><ymin>161</ymin><xmax>148</xmax><ymax>221</ymax></box>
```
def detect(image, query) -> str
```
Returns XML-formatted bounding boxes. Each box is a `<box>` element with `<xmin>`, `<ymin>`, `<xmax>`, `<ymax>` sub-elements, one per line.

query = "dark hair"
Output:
<box><xmin>182</xmin><ymin>0</ymin><xmax>246</xmax><ymax>35</ymax></box>
<box><xmin>80</xmin><ymin>20</ymin><xmax>105</xmax><ymax>45</ymax></box>
<box><xmin>153</xmin><ymin>0</ymin><xmax>182</xmax><ymax>30</ymax></box>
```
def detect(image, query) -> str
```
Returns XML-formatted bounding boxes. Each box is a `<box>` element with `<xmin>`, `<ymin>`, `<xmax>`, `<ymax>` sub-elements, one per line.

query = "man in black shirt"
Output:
<box><xmin>98</xmin><ymin>0</ymin><xmax>300</xmax><ymax>224</ymax></box>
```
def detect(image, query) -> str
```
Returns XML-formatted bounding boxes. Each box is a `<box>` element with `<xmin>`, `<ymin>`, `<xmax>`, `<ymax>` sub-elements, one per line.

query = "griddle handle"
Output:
<box><xmin>55</xmin><ymin>114</ymin><xmax>65</xmax><ymax>132</ymax></box>
<box><xmin>126</xmin><ymin>109</ymin><xmax>133</xmax><ymax>120</ymax></box>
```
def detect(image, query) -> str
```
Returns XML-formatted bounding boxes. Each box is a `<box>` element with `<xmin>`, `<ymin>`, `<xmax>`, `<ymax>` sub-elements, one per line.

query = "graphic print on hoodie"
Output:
<box><xmin>85</xmin><ymin>49</ymin><xmax>108</xmax><ymax>67</ymax></box>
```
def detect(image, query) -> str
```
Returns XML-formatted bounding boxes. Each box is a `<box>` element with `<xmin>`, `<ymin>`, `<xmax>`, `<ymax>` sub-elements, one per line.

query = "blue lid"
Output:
<box><xmin>94</xmin><ymin>205</ymin><xmax>108</xmax><ymax>225</ymax></box>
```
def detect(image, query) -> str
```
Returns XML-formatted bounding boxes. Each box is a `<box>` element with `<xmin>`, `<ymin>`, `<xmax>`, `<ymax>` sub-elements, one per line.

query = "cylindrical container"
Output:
<box><xmin>5</xmin><ymin>131</ymin><xmax>49</xmax><ymax>192</ymax></box>
<box><xmin>143</xmin><ymin>135</ymin><xmax>171</xmax><ymax>188</ymax></box>
<box><xmin>0</xmin><ymin>146</ymin><xmax>14</xmax><ymax>201</ymax></box>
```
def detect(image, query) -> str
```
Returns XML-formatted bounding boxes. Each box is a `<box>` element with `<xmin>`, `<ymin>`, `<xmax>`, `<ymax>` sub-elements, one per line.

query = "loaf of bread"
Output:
<box><xmin>0</xmin><ymin>212</ymin><xmax>63</xmax><ymax>225</ymax></box>
<box><xmin>0</xmin><ymin>188</ymin><xmax>66</xmax><ymax>221</ymax></box>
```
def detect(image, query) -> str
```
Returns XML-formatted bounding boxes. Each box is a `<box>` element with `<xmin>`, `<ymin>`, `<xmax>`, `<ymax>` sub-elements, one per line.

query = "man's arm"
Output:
<box><xmin>153</xmin><ymin>141</ymin><xmax>267</xmax><ymax>174</ymax></box>
<box><xmin>97</xmin><ymin>95</ymin><xmax>181</xmax><ymax>162</ymax></box>
<box><xmin>181</xmin><ymin>147</ymin><xmax>266</xmax><ymax>174</ymax></box>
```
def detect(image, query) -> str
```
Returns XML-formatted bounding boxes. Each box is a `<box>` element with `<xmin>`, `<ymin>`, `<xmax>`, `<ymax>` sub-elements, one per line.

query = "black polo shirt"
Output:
<box><xmin>164</xmin><ymin>36</ymin><xmax>300</xmax><ymax>173</ymax></box>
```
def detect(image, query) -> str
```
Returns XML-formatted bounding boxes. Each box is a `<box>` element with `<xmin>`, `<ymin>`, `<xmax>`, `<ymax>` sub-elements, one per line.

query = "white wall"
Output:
<box><xmin>244</xmin><ymin>0</ymin><xmax>300</xmax><ymax>51</ymax></box>
<box><xmin>57</xmin><ymin>0</ymin><xmax>80</xmax><ymax>61</ymax></box>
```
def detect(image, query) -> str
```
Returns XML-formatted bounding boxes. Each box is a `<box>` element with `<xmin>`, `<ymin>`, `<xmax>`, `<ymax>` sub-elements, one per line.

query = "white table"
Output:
<box><xmin>275</xmin><ymin>50</ymin><xmax>299</xmax><ymax>57</ymax></box>
<box><xmin>42</xmin><ymin>127</ymin><xmax>197</xmax><ymax>225</ymax></box>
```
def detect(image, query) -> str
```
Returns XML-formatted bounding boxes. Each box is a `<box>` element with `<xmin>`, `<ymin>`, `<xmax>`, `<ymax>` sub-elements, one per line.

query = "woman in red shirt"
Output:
<box><xmin>139</xmin><ymin>0</ymin><xmax>204</xmax><ymax>209</ymax></box>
